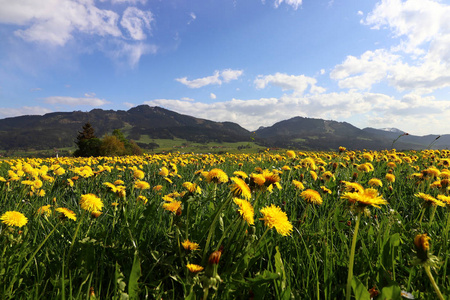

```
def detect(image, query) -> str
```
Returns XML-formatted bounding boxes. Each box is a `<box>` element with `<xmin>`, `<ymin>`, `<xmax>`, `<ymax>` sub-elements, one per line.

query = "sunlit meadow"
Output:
<box><xmin>1</xmin><ymin>149</ymin><xmax>450</xmax><ymax>299</ymax></box>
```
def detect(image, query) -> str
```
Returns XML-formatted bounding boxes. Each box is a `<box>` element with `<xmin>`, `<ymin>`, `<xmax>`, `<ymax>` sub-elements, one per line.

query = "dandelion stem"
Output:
<box><xmin>424</xmin><ymin>265</ymin><xmax>445</xmax><ymax>300</ymax></box>
<box><xmin>346</xmin><ymin>211</ymin><xmax>361</xmax><ymax>300</ymax></box>
<box><xmin>428</xmin><ymin>205</ymin><xmax>437</xmax><ymax>227</ymax></box>
<box><xmin>66</xmin><ymin>211</ymin><xmax>85</xmax><ymax>269</ymax></box>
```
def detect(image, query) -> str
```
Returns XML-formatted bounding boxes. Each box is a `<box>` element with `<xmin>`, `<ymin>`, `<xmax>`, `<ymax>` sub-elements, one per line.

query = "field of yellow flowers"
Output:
<box><xmin>1</xmin><ymin>149</ymin><xmax>450</xmax><ymax>299</ymax></box>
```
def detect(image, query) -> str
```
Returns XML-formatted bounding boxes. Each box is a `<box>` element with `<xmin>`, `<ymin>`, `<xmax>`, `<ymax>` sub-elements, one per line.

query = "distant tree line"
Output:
<box><xmin>73</xmin><ymin>123</ymin><xmax>142</xmax><ymax>157</ymax></box>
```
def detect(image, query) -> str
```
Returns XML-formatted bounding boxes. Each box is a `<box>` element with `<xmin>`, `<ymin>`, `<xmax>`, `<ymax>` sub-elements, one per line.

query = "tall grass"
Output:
<box><xmin>0</xmin><ymin>149</ymin><xmax>449</xmax><ymax>299</ymax></box>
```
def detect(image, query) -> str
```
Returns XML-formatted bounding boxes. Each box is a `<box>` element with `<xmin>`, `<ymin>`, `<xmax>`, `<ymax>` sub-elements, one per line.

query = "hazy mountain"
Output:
<box><xmin>1</xmin><ymin>106</ymin><xmax>449</xmax><ymax>152</ymax></box>
<box><xmin>0</xmin><ymin>105</ymin><xmax>251</xmax><ymax>150</ymax></box>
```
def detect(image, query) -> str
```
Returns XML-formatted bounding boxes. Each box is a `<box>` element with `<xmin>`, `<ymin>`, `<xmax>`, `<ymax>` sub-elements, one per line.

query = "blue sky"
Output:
<box><xmin>1</xmin><ymin>0</ymin><xmax>450</xmax><ymax>135</ymax></box>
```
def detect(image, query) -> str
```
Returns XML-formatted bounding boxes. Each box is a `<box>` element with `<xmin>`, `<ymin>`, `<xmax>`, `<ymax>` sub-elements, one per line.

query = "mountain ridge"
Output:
<box><xmin>1</xmin><ymin>105</ymin><xmax>449</xmax><ymax>151</ymax></box>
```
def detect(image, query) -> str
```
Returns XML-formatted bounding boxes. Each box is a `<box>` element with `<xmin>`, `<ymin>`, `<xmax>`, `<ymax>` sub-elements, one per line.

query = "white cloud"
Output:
<box><xmin>123</xmin><ymin>102</ymin><xmax>135</xmax><ymax>108</ymax></box>
<box><xmin>188</xmin><ymin>12</ymin><xmax>196</xmax><ymax>25</ymax></box>
<box><xmin>332</xmin><ymin>0</ymin><xmax>450</xmax><ymax>93</ymax></box>
<box><xmin>210</xmin><ymin>93</ymin><xmax>217</xmax><ymax>100</ymax></box>
<box><xmin>111</xmin><ymin>0</ymin><xmax>147</xmax><ymax>4</ymax></box>
<box><xmin>143</xmin><ymin>90</ymin><xmax>450</xmax><ymax>135</ymax></box>
<box><xmin>44</xmin><ymin>96</ymin><xmax>110</xmax><ymax>106</ymax></box>
<box><xmin>120</xmin><ymin>7</ymin><xmax>153</xmax><ymax>40</ymax></box>
<box><xmin>180</xmin><ymin>97</ymin><xmax>194</xmax><ymax>101</ymax></box>
<box><xmin>176</xmin><ymin>69</ymin><xmax>243</xmax><ymax>88</ymax></box>
<box><xmin>108</xmin><ymin>40</ymin><xmax>158</xmax><ymax>67</ymax></box>
<box><xmin>254</xmin><ymin>73</ymin><xmax>325</xmax><ymax>95</ymax></box>
<box><xmin>0</xmin><ymin>106</ymin><xmax>53</xmax><ymax>118</ymax></box>
<box><xmin>0</xmin><ymin>0</ymin><xmax>122</xmax><ymax>46</ymax></box>
<box><xmin>84</xmin><ymin>92</ymin><xmax>96</xmax><ymax>97</ymax></box>
<box><xmin>272</xmin><ymin>0</ymin><xmax>303</xmax><ymax>10</ymax></box>
<box><xmin>176</xmin><ymin>71</ymin><xmax>221</xmax><ymax>88</ymax></box>
<box><xmin>221</xmin><ymin>69</ymin><xmax>243</xmax><ymax>82</ymax></box>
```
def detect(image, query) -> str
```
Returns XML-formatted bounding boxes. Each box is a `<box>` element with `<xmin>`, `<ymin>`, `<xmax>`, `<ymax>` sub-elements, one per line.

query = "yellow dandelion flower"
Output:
<box><xmin>133</xmin><ymin>169</ymin><xmax>145</xmax><ymax>180</ymax></box>
<box><xmin>251</xmin><ymin>173</ymin><xmax>266</xmax><ymax>186</ymax></box>
<box><xmin>342</xmin><ymin>181</ymin><xmax>364</xmax><ymax>193</ymax></box>
<box><xmin>56</xmin><ymin>207</ymin><xmax>76</xmax><ymax>221</ymax></box>
<box><xmin>233</xmin><ymin>198</ymin><xmax>255</xmax><ymax>225</ymax></box>
<box><xmin>182</xmin><ymin>239</ymin><xmax>200</xmax><ymax>251</ymax></box>
<box><xmin>230</xmin><ymin>177</ymin><xmax>251</xmax><ymax>200</ymax></box>
<box><xmin>385</xmin><ymin>173</ymin><xmax>395</xmax><ymax>183</ymax></box>
<box><xmin>159</xmin><ymin>167</ymin><xmax>169</xmax><ymax>177</ymax></box>
<box><xmin>341</xmin><ymin>188</ymin><xmax>387</xmax><ymax>209</ymax></box>
<box><xmin>1</xmin><ymin>211</ymin><xmax>28</xmax><ymax>227</ymax></box>
<box><xmin>286</xmin><ymin>150</ymin><xmax>296</xmax><ymax>158</ymax></box>
<box><xmin>134</xmin><ymin>180</ymin><xmax>150</xmax><ymax>190</ymax></box>
<box><xmin>321</xmin><ymin>171</ymin><xmax>335</xmax><ymax>181</ymax></box>
<box><xmin>54</xmin><ymin>167</ymin><xmax>66</xmax><ymax>176</ymax></box>
<box><xmin>37</xmin><ymin>205</ymin><xmax>52</xmax><ymax>217</ymax></box>
<box><xmin>310</xmin><ymin>170</ymin><xmax>318</xmax><ymax>181</ymax></box>
<box><xmin>205</xmin><ymin>168</ymin><xmax>229</xmax><ymax>184</ymax></box>
<box><xmin>186</xmin><ymin>264</ymin><xmax>204</xmax><ymax>273</ymax></box>
<box><xmin>182</xmin><ymin>182</ymin><xmax>202</xmax><ymax>194</ymax></box>
<box><xmin>437</xmin><ymin>194</ymin><xmax>450</xmax><ymax>205</ymax></box>
<box><xmin>292</xmin><ymin>180</ymin><xmax>305</xmax><ymax>190</ymax></box>
<box><xmin>163</xmin><ymin>200</ymin><xmax>182</xmax><ymax>214</ymax></box>
<box><xmin>259</xmin><ymin>204</ymin><xmax>293</xmax><ymax>236</ymax></box>
<box><xmin>233</xmin><ymin>171</ymin><xmax>248</xmax><ymax>179</ymax></box>
<box><xmin>320</xmin><ymin>186</ymin><xmax>332</xmax><ymax>194</ymax></box>
<box><xmin>415</xmin><ymin>193</ymin><xmax>445</xmax><ymax>207</ymax></box>
<box><xmin>80</xmin><ymin>193</ymin><xmax>104</xmax><ymax>212</ymax></box>
<box><xmin>114</xmin><ymin>179</ymin><xmax>125</xmax><ymax>185</ymax></box>
<box><xmin>368</xmin><ymin>178</ymin><xmax>383</xmax><ymax>187</ymax></box>
<box><xmin>301</xmin><ymin>189</ymin><xmax>323</xmax><ymax>205</ymax></box>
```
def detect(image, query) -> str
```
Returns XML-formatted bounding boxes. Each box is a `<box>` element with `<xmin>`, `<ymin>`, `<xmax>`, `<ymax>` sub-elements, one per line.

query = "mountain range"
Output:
<box><xmin>0</xmin><ymin>105</ymin><xmax>447</xmax><ymax>152</ymax></box>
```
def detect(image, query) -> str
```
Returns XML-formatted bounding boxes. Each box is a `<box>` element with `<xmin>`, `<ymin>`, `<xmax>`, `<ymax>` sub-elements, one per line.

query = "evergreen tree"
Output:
<box><xmin>73</xmin><ymin>123</ymin><xmax>101</xmax><ymax>157</ymax></box>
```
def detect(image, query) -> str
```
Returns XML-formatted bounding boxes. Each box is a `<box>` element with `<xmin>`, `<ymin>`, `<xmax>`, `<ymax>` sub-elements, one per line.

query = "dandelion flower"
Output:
<box><xmin>182</xmin><ymin>182</ymin><xmax>202</xmax><ymax>194</ymax></box>
<box><xmin>437</xmin><ymin>194</ymin><xmax>450</xmax><ymax>205</ymax></box>
<box><xmin>368</xmin><ymin>178</ymin><xmax>383</xmax><ymax>187</ymax></box>
<box><xmin>134</xmin><ymin>169</ymin><xmax>145</xmax><ymax>180</ymax></box>
<box><xmin>163</xmin><ymin>200</ymin><xmax>182</xmax><ymax>214</ymax></box>
<box><xmin>205</xmin><ymin>168</ymin><xmax>229</xmax><ymax>184</ymax></box>
<box><xmin>134</xmin><ymin>180</ymin><xmax>150</xmax><ymax>190</ymax></box>
<box><xmin>233</xmin><ymin>198</ymin><xmax>255</xmax><ymax>225</ymax></box>
<box><xmin>292</xmin><ymin>180</ymin><xmax>305</xmax><ymax>190</ymax></box>
<box><xmin>415</xmin><ymin>193</ymin><xmax>445</xmax><ymax>207</ymax></box>
<box><xmin>286</xmin><ymin>150</ymin><xmax>296</xmax><ymax>158</ymax></box>
<box><xmin>186</xmin><ymin>264</ymin><xmax>204</xmax><ymax>273</ymax></box>
<box><xmin>1</xmin><ymin>211</ymin><xmax>28</xmax><ymax>227</ymax></box>
<box><xmin>37</xmin><ymin>205</ymin><xmax>52</xmax><ymax>217</ymax></box>
<box><xmin>233</xmin><ymin>171</ymin><xmax>248</xmax><ymax>179</ymax></box>
<box><xmin>137</xmin><ymin>195</ymin><xmax>148</xmax><ymax>204</ymax></box>
<box><xmin>259</xmin><ymin>204</ymin><xmax>293</xmax><ymax>236</ymax></box>
<box><xmin>341</xmin><ymin>188</ymin><xmax>387</xmax><ymax>209</ymax></box>
<box><xmin>80</xmin><ymin>193</ymin><xmax>104</xmax><ymax>212</ymax></box>
<box><xmin>301</xmin><ymin>189</ymin><xmax>323</xmax><ymax>205</ymax></box>
<box><xmin>385</xmin><ymin>173</ymin><xmax>396</xmax><ymax>183</ymax></box>
<box><xmin>230</xmin><ymin>177</ymin><xmax>251</xmax><ymax>200</ymax></box>
<box><xmin>182</xmin><ymin>239</ymin><xmax>200</xmax><ymax>251</ymax></box>
<box><xmin>56</xmin><ymin>207</ymin><xmax>76</xmax><ymax>221</ymax></box>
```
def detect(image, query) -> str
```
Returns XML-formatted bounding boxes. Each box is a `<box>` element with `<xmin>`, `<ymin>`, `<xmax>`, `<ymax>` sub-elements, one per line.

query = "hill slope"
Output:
<box><xmin>0</xmin><ymin>105</ymin><xmax>251</xmax><ymax>150</ymax></box>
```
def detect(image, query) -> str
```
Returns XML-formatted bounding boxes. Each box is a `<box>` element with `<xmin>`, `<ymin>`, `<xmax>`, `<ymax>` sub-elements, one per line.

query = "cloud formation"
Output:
<box><xmin>0</xmin><ymin>106</ymin><xmax>53</xmax><ymax>119</ymax></box>
<box><xmin>176</xmin><ymin>69</ymin><xmax>243</xmax><ymax>88</ymax></box>
<box><xmin>44</xmin><ymin>96</ymin><xmax>110</xmax><ymax>106</ymax></box>
<box><xmin>255</xmin><ymin>73</ymin><xmax>325</xmax><ymax>95</ymax></box>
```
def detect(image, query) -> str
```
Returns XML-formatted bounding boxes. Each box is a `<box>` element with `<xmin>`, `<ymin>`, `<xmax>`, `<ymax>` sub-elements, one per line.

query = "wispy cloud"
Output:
<box><xmin>0</xmin><ymin>106</ymin><xmax>52</xmax><ymax>118</ymax></box>
<box><xmin>44</xmin><ymin>96</ymin><xmax>110</xmax><ymax>106</ymax></box>
<box><xmin>176</xmin><ymin>69</ymin><xmax>243</xmax><ymax>88</ymax></box>
<box><xmin>254</xmin><ymin>73</ymin><xmax>325</xmax><ymax>95</ymax></box>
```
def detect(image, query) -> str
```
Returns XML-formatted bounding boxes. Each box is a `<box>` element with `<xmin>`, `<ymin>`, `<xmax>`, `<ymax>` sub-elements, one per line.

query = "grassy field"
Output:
<box><xmin>1</xmin><ymin>149</ymin><xmax>450</xmax><ymax>299</ymax></box>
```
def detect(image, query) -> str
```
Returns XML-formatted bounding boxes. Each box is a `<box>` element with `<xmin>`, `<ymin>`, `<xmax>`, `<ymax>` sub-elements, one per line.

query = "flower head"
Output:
<box><xmin>230</xmin><ymin>177</ymin><xmax>251</xmax><ymax>200</ymax></box>
<box><xmin>186</xmin><ymin>264</ymin><xmax>204</xmax><ymax>273</ymax></box>
<box><xmin>368</xmin><ymin>178</ymin><xmax>383</xmax><ymax>187</ymax></box>
<box><xmin>292</xmin><ymin>180</ymin><xmax>305</xmax><ymax>190</ymax></box>
<box><xmin>259</xmin><ymin>204</ymin><xmax>293</xmax><ymax>236</ymax></box>
<box><xmin>204</xmin><ymin>168</ymin><xmax>229</xmax><ymax>184</ymax></box>
<box><xmin>415</xmin><ymin>192</ymin><xmax>445</xmax><ymax>207</ymax></box>
<box><xmin>133</xmin><ymin>169</ymin><xmax>145</xmax><ymax>180</ymax></box>
<box><xmin>56</xmin><ymin>207</ymin><xmax>77</xmax><ymax>221</ymax></box>
<box><xmin>37</xmin><ymin>205</ymin><xmax>52</xmax><ymax>217</ymax></box>
<box><xmin>341</xmin><ymin>188</ymin><xmax>387</xmax><ymax>209</ymax></box>
<box><xmin>182</xmin><ymin>239</ymin><xmax>200</xmax><ymax>251</ymax></box>
<box><xmin>301</xmin><ymin>189</ymin><xmax>323</xmax><ymax>205</ymax></box>
<box><xmin>134</xmin><ymin>180</ymin><xmax>150</xmax><ymax>190</ymax></box>
<box><xmin>1</xmin><ymin>211</ymin><xmax>28</xmax><ymax>227</ymax></box>
<box><xmin>233</xmin><ymin>198</ymin><xmax>255</xmax><ymax>225</ymax></box>
<box><xmin>80</xmin><ymin>194</ymin><xmax>104</xmax><ymax>212</ymax></box>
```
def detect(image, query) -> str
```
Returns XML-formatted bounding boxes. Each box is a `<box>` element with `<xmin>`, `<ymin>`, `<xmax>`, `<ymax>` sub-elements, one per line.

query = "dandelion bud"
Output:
<box><xmin>208</xmin><ymin>250</ymin><xmax>222</xmax><ymax>265</ymax></box>
<box><xmin>414</xmin><ymin>233</ymin><xmax>430</xmax><ymax>261</ymax></box>
<box><xmin>352</xmin><ymin>172</ymin><xmax>358</xmax><ymax>180</ymax></box>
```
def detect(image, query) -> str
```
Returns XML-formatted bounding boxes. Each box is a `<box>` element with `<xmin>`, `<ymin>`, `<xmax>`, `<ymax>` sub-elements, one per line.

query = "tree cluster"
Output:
<box><xmin>73</xmin><ymin>123</ymin><xmax>142</xmax><ymax>157</ymax></box>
